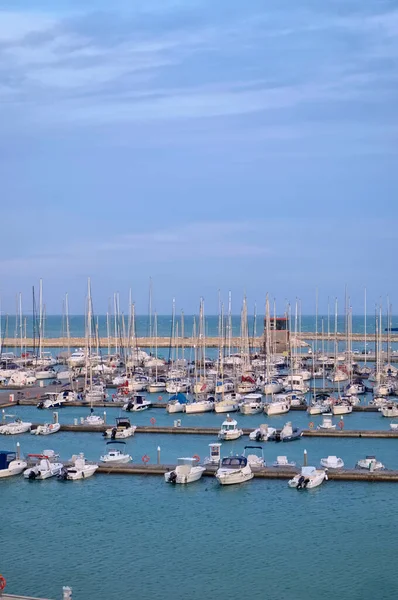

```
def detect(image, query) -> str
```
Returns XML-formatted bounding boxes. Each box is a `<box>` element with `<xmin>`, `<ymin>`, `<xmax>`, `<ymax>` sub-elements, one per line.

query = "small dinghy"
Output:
<box><xmin>288</xmin><ymin>466</ymin><xmax>327</xmax><ymax>490</ymax></box>
<box><xmin>24</xmin><ymin>454</ymin><xmax>63</xmax><ymax>480</ymax></box>
<box><xmin>165</xmin><ymin>457</ymin><xmax>205</xmax><ymax>484</ymax></box>
<box><xmin>31</xmin><ymin>423</ymin><xmax>61</xmax><ymax>436</ymax></box>
<box><xmin>218</xmin><ymin>415</ymin><xmax>243</xmax><ymax>441</ymax></box>
<box><xmin>243</xmin><ymin>445</ymin><xmax>265</xmax><ymax>468</ymax></box>
<box><xmin>273</xmin><ymin>455</ymin><xmax>296</xmax><ymax>467</ymax></box>
<box><xmin>320</xmin><ymin>455</ymin><xmax>344</xmax><ymax>469</ymax></box>
<box><xmin>270</xmin><ymin>421</ymin><xmax>302</xmax><ymax>442</ymax></box>
<box><xmin>100</xmin><ymin>441</ymin><xmax>132</xmax><ymax>464</ymax></box>
<box><xmin>249</xmin><ymin>424</ymin><xmax>276</xmax><ymax>442</ymax></box>
<box><xmin>356</xmin><ymin>456</ymin><xmax>385</xmax><ymax>471</ymax></box>
<box><xmin>0</xmin><ymin>418</ymin><xmax>32</xmax><ymax>435</ymax></box>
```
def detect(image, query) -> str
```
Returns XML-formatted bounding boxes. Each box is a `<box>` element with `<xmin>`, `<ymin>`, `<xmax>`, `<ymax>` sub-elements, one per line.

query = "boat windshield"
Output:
<box><xmin>221</xmin><ymin>457</ymin><xmax>247</xmax><ymax>468</ymax></box>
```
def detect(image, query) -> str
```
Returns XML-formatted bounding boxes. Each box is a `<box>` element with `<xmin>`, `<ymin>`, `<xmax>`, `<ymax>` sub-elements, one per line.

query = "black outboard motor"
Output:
<box><xmin>28</xmin><ymin>470</ymin><xmax>37</xmax><ymax>480</ymax></box>
<box><xmin>255</xmin><ymin>431</ymin><xmax>262</xmax><ymax>442</ymax></box>
<box><xmin>296</xmin><ymin>475</ymin><xmax>305</xmax><ymax>490</ymax></box>
<box><xmin>111</xmin><ymin>427</ymin><xmax>117</xmax><ymax>440</ymax></box>
<box><xmin>37</xmin><ymin>401</ymin><xmax>44</xmax><ymax>409</ymax></box>
<box><xmin>126</xmin><ymin>401</ymin><xmax>133</xmax><ymax>412</ymax></box>
<box><xmin>168</xmin><ymin>471</ymin><xmax>177</xmax><ymax>484</ymax></box>
<box><xmin>57</xmin><ymin>468</ymin><xmax>68</xmax><ymax>481</ymax></box>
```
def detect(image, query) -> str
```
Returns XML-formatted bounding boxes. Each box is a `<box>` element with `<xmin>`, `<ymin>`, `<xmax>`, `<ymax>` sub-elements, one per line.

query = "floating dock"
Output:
<box><xmin>96</xmin><ymin>462</ymin><xmax>398</xmax><ymax>482</ymax></box>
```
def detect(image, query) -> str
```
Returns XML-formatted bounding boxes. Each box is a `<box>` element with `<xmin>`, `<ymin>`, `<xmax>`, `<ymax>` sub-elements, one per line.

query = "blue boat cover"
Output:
<box><xmin>0</xmin><ymin>451</ymin><xmax>16</xmax><ymax>470</ymax></box>
<box><xmin>169</xmin><ymin>393</ymin><xmax>188</xmax><ymax>404</ymax></box>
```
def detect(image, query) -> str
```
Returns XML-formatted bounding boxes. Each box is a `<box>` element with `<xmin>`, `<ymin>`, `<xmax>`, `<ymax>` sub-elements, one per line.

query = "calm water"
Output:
<box><xmin>1</xmin><ymin>402</ymin><xmax>398</xmax><ymax>599</ymax></box>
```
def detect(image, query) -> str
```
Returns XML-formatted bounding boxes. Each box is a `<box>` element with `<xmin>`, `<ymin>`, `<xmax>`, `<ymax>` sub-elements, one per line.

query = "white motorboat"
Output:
<box><xmin>320</xmin><ymin>456</ymin><xmax>344</xmax><ymax>469</ymax></box>
<box><xmin>237</xmin><ymin>380</ymin><xmax>257</xmax><ymax>394</ymax></box>
<box><xmin>215</xmin><ymin>455</ymin><xmax>253</xmax><ymax>485</ymax></box>
<box><xmin>331</xmin><ymin>402</ymin><xmax>353</xmax><ymax>416</ymax></box>
<box><xmin>283</xmin><ymin>375</ymin><xmax>309</xmax><ymax>394</ymax></box>
<box><xmin>31</xmin><ymin>423</ymin><xmax>61</xmax><ymax>436</ymax></box>
<box><xmin>123</xmin><ymin>395</ymin><xmax>152</xmax><ymax>412</ymax></box>
<box><xmin>204</xmin><ymin>443</ymin><xmax>222</xmax><ymax>466</ymax></box>
<box><xmin>24</xmin><ymin>455</ymin><xmax>63</xmax><ymax>480</ymax></box>
<box><xmin>83</xmin><ymin>410</ymin><xmax>105</xmax><ymax>425</ymax></box>
<box><xmin>264</xmin><ymin>396</ymin><xmax>290</xmax><ymax>416</ymax></box>
<box><xmin>35</xmin><ymin>368</ymin><xmax>57</xmax><ymax>380</ymax></box>
<box><xmin>273</xmin><ymin>455</ymin><xmax>296</xmax><ymax>467</ymax></box>
<box><xmin>57</xmin><ymin>370</ymin><xmax>72</xmax><ymax>380</ymax></box>
<box><xmin>356</xmin><ymin>456</ymin><xmax>385</xmax><ymax>471</ymax></box>
<box><xmin>128</xmin><ymin>375</ymin><xmax>149</xmax><ymax>392</ymax></box>
<box><xmin>345</xmin><ymin>381</ymin><xmax>366</xmax><ymax>395</ymax></box>
<box><xmin>218</xmin><ymin>415</ymin><xmax>243</xmax><ymax>441</ymax></box>
<box><xmin>0</xmin><ymin>450</ymin><xmax>27</xmax><ymax>478</ymax></box>
<box><xmin>0</xmin><ymin>419</ymin><xmax>32</xmax><ymax>435</ymax></box>
<box><xmin>243</xmin><ymin>445</ymin><xmax>265</xmax><ymax>468</ymax></box>
<box><xmin>288</xmin><ymin>466</ymin><xmax>327</xmax><ymax>489</ymax></box>
<box><xmin>67</xmin><ymin>350</ymin><xmax>86</xmax><ymax>367</ymax></box>
<box><xmin>380</xmin><ymin>404</ymin><xmax>398</xmax><ymax>418</ymax></box>
<box><xmin>103</xmin><ymin>418</ymin><xmax>137</xmax><ymax>439</ymax></box>
<box><xmin>390</xmin><ymin>423</ymin><xmax>398</xmax><ymax>430</ymax></box>
<box><xmin>166</xmin><ymin>393</ymin><xmax>188</xmax><ymax>413</ymax></box>
<box><xmin>37</xmin><ymin>390</ymin><xmax>77</xmax><ymax>409</ymax></box>
<box><xmin>165</xmin><ymin>457</ymin><xmax>205</xmax><ymax>484</ymax></box>
<box><xmin>249</xmin><ymin>424</ymin><xmax>277</xmax><ymax>442</ymax></box>
<box><xmin>100</xmin><ymin>441</ymin><xmax>132</xmax><ymax>464</ymax></box>
<box><xmin>307</xmin><ymin>402</ymin><xmax>329</xmax><ymax>415</ymax></box>
<box><xmin>239</xmin><ymin>393</ymin><xmax>263</xmax><ymax>415</ymax></box>
<box><xmin>214</xmin><ymin>393</ymin><xmax>241</xmax><ymax>413</ymax></box>
<box><xmin>317</xmin><ymin>416</ymin><xmax>336</xmax><ymax>430</ymax></box>
<box><xmin>185</xmin><ymin>398</ymin><xmax>215</xmax><ymax>414</ymax></box>
<box><xmin>58</xmin><ymin>453</ymin><xmax>98</xmax><ymax>480</ymax></box>
<box><xmin>84</xmin><ymin>383</ymin><xmax>106</xmax><ymax>403</ymax></box>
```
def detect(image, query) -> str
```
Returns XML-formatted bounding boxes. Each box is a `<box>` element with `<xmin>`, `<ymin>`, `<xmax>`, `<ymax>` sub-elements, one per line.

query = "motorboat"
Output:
<box><xmin>24</xmin><ymin>454</ymin><xmax>63</xmax><ymax>479</ymax></box>
<box><xmin>31</xmin><ymin>423</ymin><xmax>61</xmax><ymax>436</ymax></box>
<box><xmin>58</xmin><ymin>453</ymin><xmax>98</xmax><ymax>480</ymax></box>
<box><xmin>273</xmin><ymin>455</ymin><xmax>296</xmax><ymax>467</ymax></box>
<box><xmin>345</xmin><ymin>381</ymin><xmax>366</xmax><ymax>395</ymax></box>
<box><xmin>317</xmin><ymin>416</ymin><xmax>336</xmax><ymax>430</ymax></box>
<box><xmin>67</xmin><ymin>350</ymin><xmax>86</xmax><ymax>367</ymax></box>
<box><xmin>320</xmin><ymin>456</ymin><xmax>344</xmax><ymax>469</ymax></box>
<box><xmin>307</xmin><ymin>402</ymin><xmax>329</xmax><ymax>415</ymax></box>
<box><xmin>263</xmin><ymin>379</ymin><xmax>283</xmax><ymax>395</ymax></box>
<box><xmin>215</xmin><ymin>379</ymin><xmax>235</xmax><ymax>395</ymax></box>
<box><xmin>0</xmin><ymin>450</ymin><xmax>27</xmax><ymax>478</ymax></box>
<box><xmin>100</xmin><ymin>441</ymin><xmax>132</xmax><ymax>464</ymax></box>
<box><xmin>249</xmin><ymin>424</ymin><xmax>277</xmax><ymax>442</ymax></box>
<box><xmin>380</xmin><ymin>404</ymin><xmax>398</xmax><ymax>418</ymax></box>
<box><xmin>37</xmin><ymin>390</ymin><xmax>77</xmax><ymax>409</ymax></box>
<box><xmin>215</xmin><ymin>455</ymin><xmax>253</xmax><ymax>485</ymax></box>
<box><xmin>0</xmin><ymin>418</ymin><xmax>32</xmax><ymax>435</ymax></box>
<box><xmin>243</xmin><ymin>446</ymin><xmax>265</xmax><ymax>468</ymax></box>
<box><xmin>83</xmin><ymin>408</ymin><xmax>105</xmax><ymax>425</ymax></box>
<box><xmin>239</xmin><ymin>393</ymin><xmax>263</xmax><ymax>415</ymax></box>
<box><xmin>204</xmin><ymin>443</ymin><xmax>222</xmax><ymax>466</ymax></box>
<box><xmin>35</xmin><ymin>368</ymin><xmax>57</xmax><ymax>380</ymax></box>
<box><xmin>185</xmin><ymin>397</ymin><xmax>215</xmax><ymax>414</ymax></box>
<box><xmin>166</xmin><ymin>393</ymin><xmax>188</xmax><ymax>413</ymax></box>
<box><xmin>283</xmin><ymin>374</ymin><xmax>309</xmax><ymax>394</ymax></box>
<box><xmin>128</xmin><ymin>375</ymin><xmax>149</xmax><ymax>392</ymax></box>
<box><xmin>8</xmin><ymin>370</ymin><xmax>37</xmax><ymax>387</ymax></box>
<box><xmin>270</xmin><ymin>422</ymin><xmax>302</xmax><ymax>442</ymax></box>
<box><xmin>164</xmin><ymin>457</ymin><xmax>206</xmax><ymax>484</ymax></box>
<box><xmin>166</xmin><ymin>378</ymin><xmax>191</xmax><ymax>394</ymax></box>
<box><xmin>214</xmin><ymin>393</ymin><xmax>241</xmax><ymax>413</ymax></box>
<box><xmin>356</xmin><ymin>456</ymin><xmax>385</xmax><ymax>470</ymax></box>
<box><xmin>123</xmin><ymin>395</ymin><xmax>152</xmax><ymax>412</ymax></box>
<box><xmin>103</xmin><ymin>418</ymin><xmax>137</xmax><ymax>439</ymax></box>
<box><xmin>288</xmin><ymin>466</ymin><xmax>327</xmax><ymax>489</ymax></box>
<box><xmin>84</xmin><ymin>383</ymin><xmax>106</xmax><ymax>403</ymax></box>
<box><xmin>264</xmin><ymin>396</ymin><xmax>291</xmax><ymax>416</ymax></box>
<box><xmin>287</xmin><ymin>392</ymin><xmax>306</xmax><ymax>407</ymax></box>
<box><xmin>331</xmin><ymin>402</ymin><xmax>353</xmax><ymax>416</ymax></box>
<box><xmin>218</xmin><ymin>415</ymin><xmax>243</xmax><ymax>441</ymax></box>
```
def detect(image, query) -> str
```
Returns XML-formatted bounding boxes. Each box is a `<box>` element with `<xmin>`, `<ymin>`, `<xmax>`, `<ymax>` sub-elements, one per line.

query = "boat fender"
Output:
<box><xmin>309</xmin><ymin>422</ymin><xmax>314</xmax><ymax>429</ymax></box>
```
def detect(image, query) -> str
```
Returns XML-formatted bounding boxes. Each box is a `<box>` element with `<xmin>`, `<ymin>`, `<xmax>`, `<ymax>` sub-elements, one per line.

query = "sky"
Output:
<box><xmin>0</xmin><ymin>0</ymin><xmax>397</xmax><ymax>315</ymax></box>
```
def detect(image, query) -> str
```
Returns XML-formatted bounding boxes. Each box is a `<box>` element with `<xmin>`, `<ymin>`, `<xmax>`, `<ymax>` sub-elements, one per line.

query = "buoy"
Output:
<box><xmin>150</xmin><ymin>417</ymin><xmax>156</xmax><ymax>425</ymax></box>
<box><xmin>309</xmin><ymin>422</ymin><xmax>314</xmax><ymax>429</ymax></box>
<box><xmin>193</xmin><ymin>454</ymin><xmax>200</xmax><ymax>462</ymax></box>
<box><xmin>158</xmin><ymin>395</ymin><xmax>163</xmax><ymax>401</ymax></box>
<box><xmin>142</xmin><ymin>454</ymin><xmax>150</xmax><ymax>464</ymax></box>
<box><xmin>0</xmin><ymin>575</ymin><xmax>6</xmax><ymax>591</ymax></box>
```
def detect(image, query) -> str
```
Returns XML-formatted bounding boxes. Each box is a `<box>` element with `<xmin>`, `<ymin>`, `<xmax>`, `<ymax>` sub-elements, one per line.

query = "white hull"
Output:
<box><xmin>380</xmin><ymin>406</ymin><xmax>398</xmax><ymax>418</ymax></box>
<box><xmin>65</xmin><ymin>466</ymin><xmax>98</xmax><ymax>480</ymax></box>
<box><xmin>240</xmin><ymin>403</ymin><xmax>263</xmax><ymax>415</ymax></box>
<box><xmin>165</xmin><ymin>467</ymin><xmax>205</xmax><ymax>484</ymax></box>
<box><xmin>331</xmin><ymin>405</ymin><xmax>352</xmax><ymax>415</ymax></box>
<box><xmin>24</xmin><ymin>462</ymin><xmax>63</xmax><ymax>479</ymax></box>
<box><xmin>216</xmin><ymin>469</ymin><xmax>253</xmax><ymax>485</ymax></box>
<box><xmin>263</xmin><ymin>382</ymin><xmax>283</xmax><ymax>395</ymax></box>
<box><xmin>166</xmin><ymin>403</ymin><xmax>185</xmax><ymax>413</ymax></box>
<box><xmin>185</xmin><ymin>401</ymin><xmax>214</xmax><ymax>414</ymax></box>
<box><xmin>103</xmin><ymin>427</ymin><xmax>136</xmax><ymax>439</ymax></box>
<box><xmin>218</xmin><ymin>430</ymin><xmax>243</xmax><ymax>441</ymax></box>
<box><xmin>148</xmin><ymin>383</ymin><xmax>166</xmax><ymax>393</ymax></box>
<box><xmin>0</xmin><ymin>422</ymin><xmax>32</xmax><ymax>435</ymax></box>
<box><xmin>0</xmin><ymin>460</ymin><xmax>27</xmax><ymax>478</ymax></box>
<box><xmin>288</xmin><ymin>469</ymin><xmax>326</xmax><ymax>489</ymax></box>
<box><xmin>264</xmin><ymin>402</ymin><xmax>290</xmax><ymax>416</ymax></box>
<box><xmin>214</xmin><ymin>402</ymin><xmax>239</xmax><ymax>413</ymax></box>
<box><xmin>100</xmin><ymin>455</ymin><xmax>131</xmax><ymax>465</ymax></box>
<box><xmin>32</xmin><ymin>423</ymin><xmax>61</xmax><ymax>435</ymax></box>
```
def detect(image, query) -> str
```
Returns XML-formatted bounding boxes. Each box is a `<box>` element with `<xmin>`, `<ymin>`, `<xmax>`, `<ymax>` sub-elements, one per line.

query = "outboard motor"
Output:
<box><xmin>37</xmin><ymin>401</ymin><xmax>44</xmax><ymax>409</ymax></box>
<box><xmin>28</xmin><ymin>470</ymin><xmax>37</xmax><ymax>480</ymax></box>
<box><xmin>126</xmin><ymin>401</ymin><xmax>133</xmax><ymax>412</ymax></box>
<box><xmin>57</xmin><ymin>468</ymin><xmax>68</xmax><ymax>481</ymax></box>
<box><xmin>111</xmin><ymin>427</ymin><xmax>117</xmax><ymax>440</ymax></box>
<box><xmin>168</xmin><ymin>471</ymin><xmax>177</xmax><ymax>484</ymax></box>
<box><xmin>296</xmin><ymin>475</ymin><xmax>305</xmax><ymax>490</ymax></box>
<box><xmin>255</xmin><ymin>431</ymin><xmax>262</xmax><ymax>442</ymax></box>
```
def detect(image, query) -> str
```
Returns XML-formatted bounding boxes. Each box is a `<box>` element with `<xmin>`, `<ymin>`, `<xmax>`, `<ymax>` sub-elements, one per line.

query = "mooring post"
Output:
<box><xmin>53</xmin><ymin>411</ymin><xmax>59</xmax><ymax>424</ymax></box>
<box><xmin>157</xmin><ymin>446</ymin><xmax>161</xmax><ymax>465</ymax></box>
<box><xmin>303</xmin><ymin>449</ymin><xmax>308</xmax><ymax>466</ymax></box>
<box><xmin>103</xmin><ymin>411</ymin><xmax>106</xmax><ymax>424</ymax></box>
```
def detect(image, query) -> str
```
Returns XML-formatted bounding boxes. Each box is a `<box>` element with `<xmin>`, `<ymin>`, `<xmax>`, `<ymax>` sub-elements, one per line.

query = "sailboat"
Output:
<box><xmin>83</xmin><ymin>279</ymin><xmax>106</xmax><ymax>404</ymax></box>
<box><xmin>148</xmin><ymin>312</ymin><xmax>166</xmax><ymax>392</ymax></box>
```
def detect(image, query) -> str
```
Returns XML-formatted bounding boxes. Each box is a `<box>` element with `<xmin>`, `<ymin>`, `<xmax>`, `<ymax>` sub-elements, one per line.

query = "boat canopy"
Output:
<box><xmin>301</xmin><ymin>466</ymin><xmax>316</xmax><ymax>476</ymax></box>
<box><xmin>0</xmin><ymin>451</ymin><xmax>16</xmax><ymax>469</ymax></box>
<box><xmin>221</xmin><ymin>456</ymin><xmax>247</xmax><ymax>468</ymax></box>
<box><xmin>169</xmin><ymin>393</ymin><xmax>188</xmax><ymax>404</ymax></box>
<box><xmin>106</xmin><ymin>441</ymin><xmax>126</xmax><ymax>446</ymax></box>
<box><xmin>116</xmin><ymin>418</ymin><xmax>131</xmax><ymax>427</ymax></box>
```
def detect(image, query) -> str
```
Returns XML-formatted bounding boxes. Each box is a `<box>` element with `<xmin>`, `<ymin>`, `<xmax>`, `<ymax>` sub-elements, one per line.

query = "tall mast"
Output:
<box><xmin>364</xmin><ymin>288</ymin><xmax>367</xmax><ymax>367</ymax></box>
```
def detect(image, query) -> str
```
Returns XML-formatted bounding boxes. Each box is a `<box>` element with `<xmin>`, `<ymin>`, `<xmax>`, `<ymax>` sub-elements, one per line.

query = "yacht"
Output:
<box><xmin>380</xmin><ymin>404</ymin><xmax>398</xmax><ymax>418</ymax></box>
<box><xmin>24</xmin><ymin>455</ymin><xmax>63</xmax><ymax>480</ymax></box>
<box><xmin>35</xmin><ymin>368</ymin><xmax>57</xmax><ymax>380</ymax></box>
<box><xmin>0</xmin><ymin>418</ymin><xmax>32</xmax><ymax>435</ymax></box>
<box><xmin>185</xmin><ymin>397</ymin><xmax>215</xmax><ymax>414</ymax></box>
<box><xmin>249</xmin><ymin>424</ymin><xmax>277</xmax><ymax>442</ymax></box>
<box><xmin>320</xmin><ymin>456</ymin><xmax>344</xmax><ymax>469</ymax></box>
<box><xmin>84</xmin><ymin>383</ymin><xmax>106</xmax><ymax>403</ymax></box>
<box><xmin>67</xmin><ymin>350</ymin><xmax>86</xmax><ymax>367</ymax></box>
<box><xmin>331</xmin><ymin>401</ymin><xmax>353</xmax><ymax>416</ymax></box>
<box><xmin>288</xmin><ymin>466</ymin><xmax>327</xmax><ymax>489</ymax></box>
<box><xmin>58</xmin><ymin>453</ymin><xmax>98</xmax><ymax>480</ymax></box>
<box><xmin>283</xmin><ymin>375</ymin><xmax>309</xmax><ymax>394</ymax></box>
<box><xmin>0</xmin><ymin>450</ymin><xmax>27</xmax><ymax>478</ymax></box>
<box><xmin>123</xmin><ymin>395</ymin><xmax>152</xmax><ymax>412</ymax></box>
<box><xmin>103</xmin><ymin>418</ymin><xmax>137</xmax><ymax>439</ymax></box>
<box><xmin>8</xmin><ymin>371</ymin><xmax>37</xmax><ymax>387</ymax></box>
<box><xmin>128</xmin><ymin>375</ymin><xmax>149</xmax><ymax>392</ymax></box>
<box><xmin>239</xmin><ymin>393</ymin><xmax>263</xmax><ymax>415</ymax></box>
<box><xmin>31</xmin><ymin>423</ymin><xmax>61</xmax><ymax>436</ymax></box>
<box><xmin>166</xmin><ymin>378</ymin><xmax>191</xmax><ymax>394</ymax></box>
<box><xmin>164</xmin><ymin>457</ymin><xmax>206</xmax><ymax>484</ymax></box>
<box><xmin>100</xmin><ymin>441</ymin><xmax>132</xmax><ymax>464</ymax></box>
<box><xmin>215</xmin><ymin>455</ymin><xmax>253</xmax><ymax>485</ymax></box>
<box><xmin>264</xmin><ymin>396</ymin><xmax>290</xmax><ymax>416</ymax></box>
<box><xmin>218</xmin><ymin>415</ymin><xmax>243</xmax><ymax>441</ymax></box>
<box><xmin>243</xmin><ymin>446</ymin><xmax>265</xmax><ymax>468</ymax></box>
<box><xmin>263</xmin><ymin>379</ymin><xmax>283</xmax><ymax>395</ymax></box>
<box><xmin>37</xmin><ymin>390</ymin><xmax>77</xmax><ymax>409</ymax></box>
<box><xmin>214</xmin><ymin>393</ymin><xmax>241</xmax><ymax>414</ymax></box>
<box><xmin>356</xmin><ymin>456</ymin><xmax>385</xmax><ymax>470</ymax></box>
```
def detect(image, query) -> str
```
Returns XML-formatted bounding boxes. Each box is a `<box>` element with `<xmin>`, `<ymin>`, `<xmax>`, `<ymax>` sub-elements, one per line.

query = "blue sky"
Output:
<box><xmin>0</xmin><ymin>0</ymin><xmax>397</xmax><ymax>315</ymax></box>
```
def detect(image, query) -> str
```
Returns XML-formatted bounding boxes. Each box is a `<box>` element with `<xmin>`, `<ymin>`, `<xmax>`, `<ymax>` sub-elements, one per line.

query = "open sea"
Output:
<box><xmin>1</xmin><ymin>315</ymin><xmax>397</xmax><ymax>599</ymax></box>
